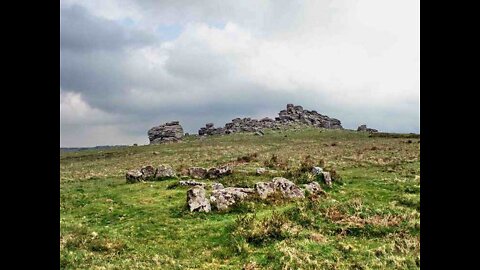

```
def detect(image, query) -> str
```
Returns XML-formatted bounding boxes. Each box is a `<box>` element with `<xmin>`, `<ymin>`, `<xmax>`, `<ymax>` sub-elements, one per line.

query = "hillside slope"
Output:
<box><xmin>60</xmin><ymin>128</ymin><xmax>420</xmax><ymax>269</ymax></box>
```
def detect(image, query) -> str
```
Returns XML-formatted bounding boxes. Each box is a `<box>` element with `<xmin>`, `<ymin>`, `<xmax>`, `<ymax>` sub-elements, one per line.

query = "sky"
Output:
<box><xmin>60</xmin><ymin>0</ymin><xmax>420</xmax><ymax>147</ymax></box>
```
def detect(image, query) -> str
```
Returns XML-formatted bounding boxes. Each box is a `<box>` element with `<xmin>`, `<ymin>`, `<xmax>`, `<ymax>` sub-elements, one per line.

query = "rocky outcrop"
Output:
<box><xmin>198</xmin><ymin>104</ymin><xmax>342</xmax><ymax>136</ymax></box>
<box><xmin>148</xmin><ymin>121</ymin><xmax>184</xmax><ymax>144</ymax></box>
<box><xmin>140</xmin><ymin>165</ymin><xmax>156</xmax><ymax>181</ymax></box>
<box><xmin>187</xmin><ymin>187</ymin><xmax>211</xmax><ymax>212</ymax></box>
<box><xmin>357</xmin><ymin>124</ymin><xmax>378</xmax><ymax>133</ymax></box>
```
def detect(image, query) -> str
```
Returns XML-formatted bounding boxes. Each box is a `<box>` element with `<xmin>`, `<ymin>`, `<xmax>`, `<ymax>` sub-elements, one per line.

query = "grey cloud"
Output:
<box><xmin>60</xmin><ymin>5</ymin><xmax>156</xmax><ymax>52</ymax></box>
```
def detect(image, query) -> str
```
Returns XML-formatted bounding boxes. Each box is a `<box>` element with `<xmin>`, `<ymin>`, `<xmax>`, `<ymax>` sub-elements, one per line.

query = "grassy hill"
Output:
<box><xmin>60</xmin><ymin>128</ymin><xmax>420</xmax><ymax>269</ymax></box>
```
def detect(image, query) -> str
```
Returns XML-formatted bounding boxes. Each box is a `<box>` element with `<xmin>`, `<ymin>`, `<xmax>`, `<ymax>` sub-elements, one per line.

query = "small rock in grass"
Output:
<box><xmin>187</xmin><ymin>187</ymin><xmax>211</xmax><ymax>212</ymax></box>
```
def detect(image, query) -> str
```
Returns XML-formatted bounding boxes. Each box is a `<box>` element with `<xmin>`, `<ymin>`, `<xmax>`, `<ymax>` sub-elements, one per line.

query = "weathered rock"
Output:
<box><xmin>311</xmin><ymin>167</ymin><xmax>323</xmax><ymax>175</ymax></box>
<box><xmin>206</xmin><ymin>166</ymin><xmax>232</xmax><ymax>179</ymax></box>
<box><xmin>255</xmin><ymin>177</ymin><xmax>305</xmax><ymax>199</ymax></box>
<box><xmin>126</xmin><ymin>170</ymin><xmax>143</xmax><ymax>183</ymax></box>
<box><xmin>155</xmin><ymin>165</ymin><xmax>176</xmax><ymax>180</ymax></box>
<box><xmin>198</xmin><ymin>104</ymin><xmax>343</xmax><ymax>136</ymax></box>
<box><xmin>179</xmin><ymin>180</ymin><xmax>205</xmax><ymax>187</ymax></box>
<box><xmin>210</xmin><ymin>187</ymin><xmax>256</xmax><ymax>211</ymax></box>
<box><xmin>140</xmin><ymin>165</ymin><xmax>156</xmax><ymax>181</ymax></box>
<box><xmin>322</xmin><ymin>171</ymin><xmax>332</xmax><ymax>187</ymax></box>
<box><xmin>256</xmin><ymin>168</ymin><xmax>267</xmax><ymax>175</ymax></box>
<box><xmin>187</xmin><ymin>187</ymin><xmax>211</xmax><ymax>212</ymax></box>
<box><xmin>303</xmin><ymin>182</ymin><xmax>325</xmax><ymax>195</ymax></box>
<box><xmin>188</xmin><ymin>167</ymin><xmax>208</xmax><ymax>179</ymax></box>
<box><xmin>357</xmin><ymin>124</ymin><xmax>378</xmax><ymax>133</ymax></box>
<box><xmin>148</xmin><ymin>121</ymin><xmax>184</xmax><ymax>144</ymax></box>
<box><xmin>211</xmin><ymin>182</ymin><xmax>224</xmax><ymax>190</ymax></box>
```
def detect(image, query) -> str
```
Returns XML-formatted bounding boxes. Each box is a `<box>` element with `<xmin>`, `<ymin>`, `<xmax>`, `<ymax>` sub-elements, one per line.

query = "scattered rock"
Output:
<box><xmin>303</xmin><ymin>182</ymin><xmax>325</xmax><ymax>195</ymax></box>
<box><xmin>254</xmin><ymin>131</ymin><xmax>264</xmax><ymax>136</ymax></box>
<box><xmin>211</xmin><ymin>182</ymin><xmax>224</xmax><ymax>190</ymax></box>
<box><xmin>256</xmin><ymin>168</ymin><xmax>267</xmax><ymax>175</ymax></box>
<box><xmin>153</xmin><ymin>151</ymin><xmax>160</xmax><ymax>155</ymax></box>
<box><xmin>311</xmin><ymin>167</ymin><xmax>323</xmax><ymax>175</ymax></box>
<box><xmin>255</xmin><ymin>177</ymin><xmax>305</xmax><ymax>199</ymax></box>
<box><xmin>155</xmin><ymin>165</ymin><xmax>176</xmax><ymax>180</ymax></box>
<box><xmin>206</xmin><ymin>165</ymin><xmax>232</xmax><ymax>179</ymax></box>
<box><xmin>179</xmin><ymin>180</ymin><xmax>205</xmax><ymax>187</ymax></box>
<box><xmin>148</xmin><ymin>121</ymin><xmax>184</xmax><ymax>144</ymax></box>
<box><xmin>140</xmin><ymin>165</ymin><xmax>156</xmax><ymax>181</ymax></box>
<box><xmin>187</xmin><ymin>187</ymin><xmax>211</xmax><ymax>212</ymax></box>
<box><xmin>210</xmin><ymin>187</ymin><xmax>256</xmax><ymax>211</ymax></box>
<box><xmin>322</xmin><ymin>171</ymin><xmax>332</xmax><ymax>187</ymax></box>
<box><xmin>126</xmin><ymin>170</ymin><xmax>143</xmax><ymax>183</ymax></box>
<box><xmin>188</xmin><ymin>167</ymin><xmax>208</xmax><ymax>179</ymax></box>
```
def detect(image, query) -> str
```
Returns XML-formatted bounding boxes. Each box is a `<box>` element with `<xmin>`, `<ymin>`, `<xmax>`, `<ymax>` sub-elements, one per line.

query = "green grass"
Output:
<box><xmin>60</xmin><ymin>128</ymin><xmax>420</xmax><ymax>269</ymax></box>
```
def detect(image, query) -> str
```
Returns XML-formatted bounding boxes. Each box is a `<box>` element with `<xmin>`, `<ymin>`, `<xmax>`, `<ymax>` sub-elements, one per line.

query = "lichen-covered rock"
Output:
<box><xmin>126</xmin><ymin>170</ymin><xmax>143</xmax><ymax>183</ymax></box>
<box><xmin>140</xmin><ymin>165</ymin><xmax>156</xmax><ymax>181</ymax></box>
<box><xmin>255</xmin><ymin>177</ymin><xmax>305</xmax><ymax>199</ymax></box>
<box><xmin>322</xmin><ymin>171</ymin><xmax>332</xmax><ymax>187</ymax></box>
<box><xmin>188</xmin><ymin>167</ymin><xmax>208</xmax><ymax>179</ymax></box>
<box><xmin>211</xmin><ymin>182</ymin><xmax>224</xmax><ymax>190</ymax></box>
<box><xmin>311</xmin><ymin>167</ymin><xmax>323</xmax><ymax>175</ymax></box>
<box><xmin>256</xmin><ymin>168</ymin><xmax>267</xmax><ymax>175</ymax></box>
<box><xmin>206</xmin><ymin>166</ymin><xmax>232</xmax><ymax>179</ymax></box>
<box><xmin>179</xmin><ymin>180</ymin><xmax>205</xmax><ymax>187</ymax></box>
<box><xmin>154</xmin><ymin>165</ymin><xmax>176</xmax><ymax>180</ymax></box>
<box><xmin>148</xmin><ymin>121</ymin><xmax>184</xmax><ymax>144</ymax></box>
<box><xmin>303</xmin><ymin>182</ymin><xmax>325</xmax><ymax>195</ymax></box>
<box><xmin>187</xmin><ymin>187</ymin><xmax>211</xmax><ymax>212</ymax></box>
<box><xmin>210</xmin><ymin>187</ymin><xmax>255</xmax><ymax>211</ymax></box>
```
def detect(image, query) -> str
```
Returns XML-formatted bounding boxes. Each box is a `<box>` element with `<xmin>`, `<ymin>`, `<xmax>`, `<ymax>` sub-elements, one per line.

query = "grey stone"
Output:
<box><xmin>154</xmin><ymin>164</ymin><xmax>176</xmax><ymax>180</ymax></box>
<box><xmin>255</xmin><ymin>177</ymin><xmax>305</xmax><ymax>199</ymax></box>
<box><xmin>140</xmin><ymin>165</ymin><xmax>156</xmax><ymax>181</ymax></box>
<box><xmin>187</xmin><ymin>187</ymin><xmax>211</xmax><ymax>212</ymax></box>
<box><xmin>210</xmin><ymin>187</ymin><xmax>255</xmax><ymax>211</ymax></box>
<box><xmin>311</xmin><ymin>167</ymin><xmax>323</xmax><ymax>175</ymax></box>
<box><xmin>322</xmin><ymin>171</ymin><xmax>332</xmax><ymax>187</ymax></box>
<box><xmin>206</xmin><ymin>166</ymin><xmax>232</xmax><ymax>179</ymax></box>
<box><xmin>211</xmin><ymin>182</ymin><xmax>224</xmax><ymax>190</ymax></box>
<box><xmin>148</xmin><ymin>121</ymin><xmax>184</xmax><ymax>144</ymax></box>
<box><xmin>188</xmin><ymin>167</ymin><xmax>208</xmax><ymax>179</ymax></box>
<box><xmin>303</xmin><ymin>182</ymin><xmax>325</xmax><ymax>195</ymax></box>
<box><xmin>126</xmin><ymin>170</ymin><xmax>143</xmax><ymax>183</ymax></box>
<box><xmin>179</xmin><ymin>180</ymin><xmax>205</xmax><ymax>187</ymax></box>
<box><xmin>256</xmin><ymin>168</ymin><xmax>266</xmax><ymax>175</ymax></box>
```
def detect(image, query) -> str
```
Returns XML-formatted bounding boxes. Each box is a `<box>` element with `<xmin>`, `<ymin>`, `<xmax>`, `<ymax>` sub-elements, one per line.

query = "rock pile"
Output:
<box><xmin>148</xmin><ymin>121</ymin><xmax>184</xmax><ymax>144</ymax></box>
<box><xmin>357</xmin><ymin>124</ymin><xmax>378</xmax><ymax>133</ymax></box>
<box><xmin>198</xmin><ymin>104</ymin><xmax>343</xmax><ymax>136</ymax></box>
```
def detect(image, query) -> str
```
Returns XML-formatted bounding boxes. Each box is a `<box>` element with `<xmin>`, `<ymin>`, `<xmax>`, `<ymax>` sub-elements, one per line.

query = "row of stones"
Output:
<box><xmin>187</xmin><ymin>176</ymin><xmax>326</xmax><ymax>213</ymax></box>
<box><xmin>125</xmin><ymin>165</ymin><xmax>233</xmax><ymax>183</ymax></box>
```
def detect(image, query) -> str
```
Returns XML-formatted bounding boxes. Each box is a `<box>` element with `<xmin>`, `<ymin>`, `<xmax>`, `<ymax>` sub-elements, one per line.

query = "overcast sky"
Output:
<box><xmin>60</xmin><ymin>0</ymin><xmax>419</xmax><ymax>147</ymax></box>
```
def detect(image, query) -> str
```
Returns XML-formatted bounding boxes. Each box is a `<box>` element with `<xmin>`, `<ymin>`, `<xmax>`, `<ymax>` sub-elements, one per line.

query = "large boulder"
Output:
<box><xmin>148</xmin><ymin>121</ymin><xmax>184</xmax><ymax>144</ymax></box>
<box><xmin>126</xmin><ymin>170</ymin><xmax>143</xmax><ymax>183</ymax></box>
<box><xmin>154</xmin><ymin>165</ymin><xmax>176</xmax><ymax>180</ymax></box>
<box><xmin>187</xmin><ymin>187</ymin><xmax>211</xmax><ymax>212</ymax></box>
<box><xmin>210</xmin><ymin>187</ymin><xmax>256</xmax><ymax>211</ymax></box>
